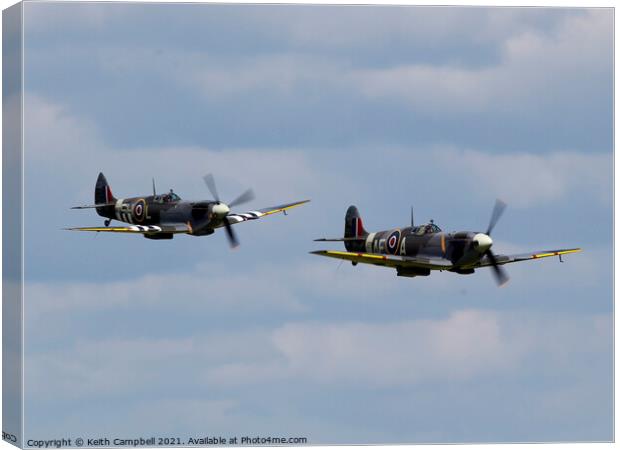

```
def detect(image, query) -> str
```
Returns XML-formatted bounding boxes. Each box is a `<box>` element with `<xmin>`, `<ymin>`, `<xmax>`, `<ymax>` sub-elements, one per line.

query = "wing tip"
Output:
<box><xmin>282</xmin><ymin>199</ymin><xmax>311</xmax><ymax>208</ymax></box>
<box><xmin>541</xmin><ymin>248</ymin><xmax>583</xmax><ymax>257</ymax></box>
<box><xmin>64</xmin><ymin>227</ymin><xmax>102</xmax><ymax>232</ymax></box>
<box><xmin>258</xmin><ymin>199</ymin><xmax>311</xmax><ymax>215</ymax></box>
<box><xmin>289</xmin><ymin>199</ymin><xmax>311</xmax><ymax>208</ymax></box>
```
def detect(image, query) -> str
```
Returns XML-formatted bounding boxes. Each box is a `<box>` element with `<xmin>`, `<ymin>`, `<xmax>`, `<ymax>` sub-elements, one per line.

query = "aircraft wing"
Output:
<box><xmin>225</xmin><ymin>200</ymin><xmax>310</xmax><ymax>225</ymax></box>
<box><xmin>310</xmin><ymin>250</ymin><xmax>453</xmax><ymax>270</ymax></box>
<box><xmin>64</xmin><ymin>223</ymin><xmax>191</xmax><ymax>234</ymax></box>
<box><xmin>474</xmin><ymin>248</ymin><xmax>582</xmax><ymax>267</ymax></box>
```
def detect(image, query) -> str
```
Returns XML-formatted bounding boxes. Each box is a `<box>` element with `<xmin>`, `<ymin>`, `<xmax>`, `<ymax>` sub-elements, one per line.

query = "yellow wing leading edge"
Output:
<box><xmin>64</xmin><ymin>224</ymin><xmax>190</xmax><ymax>234</ymax></box>
<box><xmin>310</xmin><ymin>250</ymin><xmax>454</xmax><ymax>270</ymax></box>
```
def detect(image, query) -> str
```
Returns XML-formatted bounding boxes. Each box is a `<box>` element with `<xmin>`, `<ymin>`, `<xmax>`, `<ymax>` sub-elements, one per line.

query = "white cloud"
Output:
<box><xmin>353</xmin><ymin>63</ymin><xmax>496</xmax><ymax>113</ymax></box>
<box><xmin>185</xmin><ymin>53</ymin><xmax>346</xmax><ymax>99</ymax></box>
<box><xmin>119</xmin><ymin>398</ymin><xmax>241</xmax><ymax>435</ymax></box>
<box><xmin>26</xmin><ymin>309</ymin><xmax>611</xmax><ymax>401</ymax></box>
<box><xmin>25</xmin><ymin>261</ymin><xmax>308</xmax><ymax>322</ymax></box>
<box><xmin>433</xmin><ymin>147</ymin><xmax>611</xmax><ymax>207</ymax></box>
<box><xmin>272</xmin><ymin>309</ymin><xmax>611</xmax><ymax>387</ymax></box>
<box><xmin>24</xmin><ymin>94</ymin><xmax>104</xmax><ymax>164</ymax></box>
<box><xmin>26</xmin><ymin>326</ymin><xmax>283</xmax><ymax>402</ymax></box>
<box><xmin>351</xmin><ymin>9</ymin><xmax>611</xmax><ymax>114</ymax></box>
<box><xmin>256</xmin><ymin>7</ymin><xmax>570</xmax><ymax>53</ymax></box>
<box><xmin>22</xmin><ymin>257</ymin><xmax>434</xmax><ymax>334</ymax></box>
<box><xmin>272</xmin><ymin>310</ymin><xmax>517</xmax><ymax>386</ymax></box>
<box><xmin>157</xmin><ymin>9</ymin><xmax>612</xmax><ymax>119</ymax></box>
<box><xmin>334</xmin><ymin>144</ymin><xmax>609</xmax><ymax>209</ymax></box>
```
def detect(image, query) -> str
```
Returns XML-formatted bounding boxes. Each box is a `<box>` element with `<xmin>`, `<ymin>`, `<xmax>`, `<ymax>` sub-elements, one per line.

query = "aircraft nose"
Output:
<box><xmin>212</xmin><ymin>203</ymin><xmax>230</xmax><ymax>217</ymax></box>
<box><xmin>473</xmin><ymin>233</ymin><xmax>493</xmax><ymax>253</ymax></box>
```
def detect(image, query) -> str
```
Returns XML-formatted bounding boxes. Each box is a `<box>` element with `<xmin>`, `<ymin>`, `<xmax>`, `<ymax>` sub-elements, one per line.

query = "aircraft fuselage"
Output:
<box><xmin>96</xmin><ymin>195</ymin><xmax>220</xmax><ymax>235</ymax></box>
<box><xmin>345</xmin><ymin>227</ymin><xmax>491</xmax><ymax>272</ymax></box>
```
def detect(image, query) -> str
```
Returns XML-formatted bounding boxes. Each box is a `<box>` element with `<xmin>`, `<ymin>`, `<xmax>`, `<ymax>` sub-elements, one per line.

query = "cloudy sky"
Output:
<box><xmin>19</xmin><ymin>3</ymin><xmax>612</xmax><ymax>443</ymax></box>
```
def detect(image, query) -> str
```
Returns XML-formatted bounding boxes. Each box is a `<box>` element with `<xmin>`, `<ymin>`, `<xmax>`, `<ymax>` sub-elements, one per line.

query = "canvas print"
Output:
<box><xmin>2</xmin><ymin>2</ymin><xmax>613</xmax><ymax>447</ymax></box>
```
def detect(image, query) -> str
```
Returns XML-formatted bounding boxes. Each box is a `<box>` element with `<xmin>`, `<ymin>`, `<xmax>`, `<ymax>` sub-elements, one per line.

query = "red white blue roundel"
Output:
<box><xmin>386</xmin><ymin>230</ymin><xmax>401</xmax><ymax>255</ymax></box>
<box><xmin>133</xmin><ymin>199</ymin><xmax>146</xmax><ymax>223</ymax></box>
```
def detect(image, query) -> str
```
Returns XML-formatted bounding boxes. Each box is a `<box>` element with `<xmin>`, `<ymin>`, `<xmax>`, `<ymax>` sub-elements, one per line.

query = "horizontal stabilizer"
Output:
<box><xmin>71</xmin><ymin>202</ymin><xmax>116</xmax><ymax>210</ymax></box>
<box><xmin>314</xmin><ymin>237</ymin><xmax>366</xmax><ymax>242</ymax></box>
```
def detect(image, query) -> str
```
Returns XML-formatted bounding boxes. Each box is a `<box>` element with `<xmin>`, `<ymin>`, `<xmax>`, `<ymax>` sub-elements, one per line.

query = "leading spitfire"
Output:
<box><xmin>67</xmin><ymin>173</ymin><xmax>309</xmax><ymax>247</ymax></box>
<box><xmin>312</xmin><ymin>201</ymin><xmax>580</xmax><ymax>286</ymax></box>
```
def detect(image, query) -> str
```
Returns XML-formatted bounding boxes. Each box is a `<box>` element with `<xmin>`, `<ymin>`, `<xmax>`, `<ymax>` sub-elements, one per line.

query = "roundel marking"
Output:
<box><xmin>133</xmin><ymin>199</ymin><xmax>146</xmax><ymax>223</ymax></box>
<box><xmin>386</xmin><ymin>229</ymin><xmax>401</xmax><ymax>255</ymax></box>
<box><xmin>388</xmin><ymin>235</ymin><xmax>397</xmax><ymax>247</ymax></box>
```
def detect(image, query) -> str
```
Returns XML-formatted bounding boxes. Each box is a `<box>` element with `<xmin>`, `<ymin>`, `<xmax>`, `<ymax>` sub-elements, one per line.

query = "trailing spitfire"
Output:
<box><xmin>67</xmin><ymin>172</ymin><xmax>309</xmax><ymax>247</ymax></box>
<box><xmin>311</xmin><ymin>200</ymin><xmax>581</xmax><ymax>286</ymax></box>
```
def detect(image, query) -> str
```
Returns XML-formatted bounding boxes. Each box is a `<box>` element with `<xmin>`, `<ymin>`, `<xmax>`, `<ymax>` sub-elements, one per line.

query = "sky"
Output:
<box><xmin>17</xmin><ymin>3</ymin><xmax>613</xmax><ymax>444</ymax></box>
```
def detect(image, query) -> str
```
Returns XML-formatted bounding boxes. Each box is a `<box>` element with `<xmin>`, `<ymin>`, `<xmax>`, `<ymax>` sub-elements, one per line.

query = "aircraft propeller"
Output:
<box><xmin>203</xmin><ymin>174</ymin><xmax>255</xmax><ymax>248</ymax></box>
<box><xmin>483</xmin><ymin>199</ymin><xmax>509</xmax><ymax>287</ymax></box>
<box><xmin>486</xmin><ymin>198</ymin><xmax>506</xmax><ymax>236</ymax></box>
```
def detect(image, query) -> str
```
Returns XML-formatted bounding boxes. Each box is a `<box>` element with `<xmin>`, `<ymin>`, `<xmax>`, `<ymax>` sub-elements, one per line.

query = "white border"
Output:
<box><xmin>0</xmin><ymin>2</ymin><xmax>615</xmax><ymax>450</ymax></box>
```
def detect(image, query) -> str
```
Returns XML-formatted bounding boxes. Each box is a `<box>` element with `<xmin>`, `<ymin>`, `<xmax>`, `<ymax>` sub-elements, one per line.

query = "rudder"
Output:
<box><xmin>344</xmin><ymin>205</ymin><xmax>368</xmax><ymax>239</ymax></box>
<box><xmin>95</xmin><ymin>172</ymin><xmax>116</xmax><ymax>218</ymax></box>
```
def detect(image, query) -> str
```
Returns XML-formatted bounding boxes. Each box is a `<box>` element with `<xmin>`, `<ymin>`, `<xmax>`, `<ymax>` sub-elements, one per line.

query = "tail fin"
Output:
<box><xmin>95</xmin><ymin>172</ymin><xmax>116</xmax><ymax>217</ymax></box>
<box><xmin>344</xmin><ymin>205</ymin><xmax>368</xmax><ymax>239</ymax></box>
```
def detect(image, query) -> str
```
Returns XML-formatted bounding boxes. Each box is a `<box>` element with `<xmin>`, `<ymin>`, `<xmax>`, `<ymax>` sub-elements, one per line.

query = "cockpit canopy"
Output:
<box><xmin>167</xmin><ymin>192</ymin><xmax>181</xmax><ymax>202</ymax></box>
<box><xmin>412</xmin><ymin>222</ymin><xmax>442</xmax><ymax>235</ymax></box>
<box><xmin>154</xmin><ymin>190</ymin><xmax>182</xmax><ymax>203</ymax></box>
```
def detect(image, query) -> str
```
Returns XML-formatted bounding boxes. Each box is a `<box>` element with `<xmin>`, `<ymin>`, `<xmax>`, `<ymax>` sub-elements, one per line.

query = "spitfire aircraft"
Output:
<box><xmin>312</xmin><ymin>201</ymin><xmax>581</xmax><ymax>286</ymax></box>
<box><xmin>67</xmin><ymin>173</ymin><xmax>309</xmax><ymax>247</ymax></box>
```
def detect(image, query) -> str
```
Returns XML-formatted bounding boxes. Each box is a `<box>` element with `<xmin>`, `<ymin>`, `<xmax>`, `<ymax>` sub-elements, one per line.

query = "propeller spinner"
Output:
<box><xmin>202</xmin><ymin>174</ymin><xmax>255</xmax><ymax>248</ymax></box>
